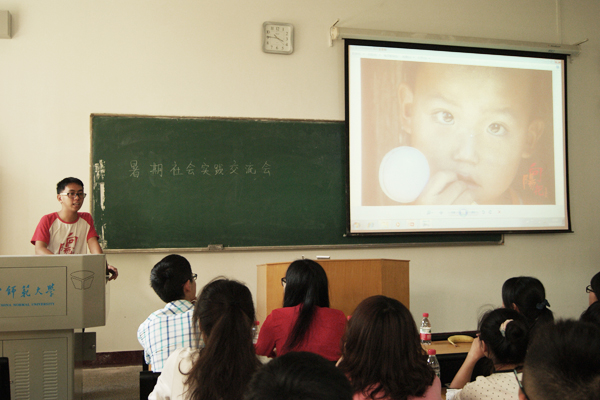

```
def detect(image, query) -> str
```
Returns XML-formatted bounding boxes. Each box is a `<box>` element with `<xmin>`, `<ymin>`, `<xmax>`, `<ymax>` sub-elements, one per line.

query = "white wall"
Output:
<box><xmin>0</xmin><ymin>0</ymin><xmax>598</xmax><ymax>352</ymax></box>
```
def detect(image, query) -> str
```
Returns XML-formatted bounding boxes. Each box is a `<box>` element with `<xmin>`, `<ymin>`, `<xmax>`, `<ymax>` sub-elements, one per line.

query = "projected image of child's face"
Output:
<box><xmin>399</xmin><ymin>64</ymin><xmax>544</xmax><ymax>205</ymax></box>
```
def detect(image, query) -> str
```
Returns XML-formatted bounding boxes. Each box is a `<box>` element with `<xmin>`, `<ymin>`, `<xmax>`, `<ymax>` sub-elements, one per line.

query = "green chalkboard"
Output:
<box><xmin>91</xmin><ymin>115</ymin><xmax>502</xmax><ymax>250</ymax></box>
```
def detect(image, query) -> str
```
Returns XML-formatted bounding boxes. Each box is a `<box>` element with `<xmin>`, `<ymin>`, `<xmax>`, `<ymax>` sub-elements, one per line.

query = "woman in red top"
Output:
<box><xmin>255</xmin><ymin>259</ymin><xmax>346</xmax><ymax>361</ymax></box>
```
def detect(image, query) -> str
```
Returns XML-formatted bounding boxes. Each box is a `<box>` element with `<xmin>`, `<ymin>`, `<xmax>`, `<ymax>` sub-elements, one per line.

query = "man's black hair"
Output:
<box><xmin>56</xmin><ymin>177</ymin><xmax>84</xmax><ymax>194</ymax></box>
<box><xmin>523</xmin><ymin>319</ymin><xmax>600</xmax><ymax>400</ymax></box>
<box><xmin>245</xmin><ymin>352</ymin><xmax>353</xmax><ymax>400</ymax></box>
<box><xmin>150</xmin><ymin>254</ymin><xmax>193</xmax><ymax>303</ymax></box>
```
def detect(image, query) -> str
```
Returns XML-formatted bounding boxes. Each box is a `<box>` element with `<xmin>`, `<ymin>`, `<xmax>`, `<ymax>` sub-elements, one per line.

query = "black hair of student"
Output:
<box><xmin>149</xmin><ymin>254</ymin><xmax>193</xmax><ymax>303</ymax></box>
<box><xmin>478</xmin><ymin>308</ymin><xmax>529</xmax><ymax>366</ymax></box>
<box><xmin>282</xmin><ymin>259</ymin><xmax>330</xmax><ymax>351</ymax></box>
<box><xmin>501</xmin><ymin>276</ymin><xmax>554</xmax><ymax>328</ymax></box>
<box><xmin>244</xmin><ymin>351</ymin><xmax>353</xmax><ymax>400</ymax></box>
<box><xmin>56</xmin><ymin>177</ymin><xmax>84</xmax><ymax>194</ymax></box>
<box><xmin>590</xmin><ymin>271</ymin><xmax>600</xmax><ymax>297</ymax></box>
<box><xmin>338</xmin><ymin>296</ymin><xmax>435</xmax><ymax>400</ymax></box>
<box><xmin>523</xmin><ymin>319</ymin><xmax>600</xmax><ymax>400</ymax></box>
<box><xmin>580</xmin><ymin>301</ymin><xmax>600</xmax><ymax>329</ymax></box>
<box><xmin>185</xmin><ymin>278</ymin><xmax>261</xmax><ymax>400</ymax></box>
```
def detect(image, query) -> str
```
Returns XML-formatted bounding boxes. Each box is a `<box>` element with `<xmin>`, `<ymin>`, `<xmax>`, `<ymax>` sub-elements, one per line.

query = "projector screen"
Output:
<box><xmin>346</xmin><ymin>39</ymin><xmax>570</xmax><ymax>234</ymax></box>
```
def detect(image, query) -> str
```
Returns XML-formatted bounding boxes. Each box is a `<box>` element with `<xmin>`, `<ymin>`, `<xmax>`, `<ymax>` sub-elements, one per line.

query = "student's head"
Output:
<box><xmin>399</xmin><ymin>63</ymin><xmax>547</xmax><ymax>204</ymax></box>
<box><xmin>520</xmin><ymin>319</ymin><xmax>600</xmax><ymax>400</ymax></box>
<box><xmin>149</xmin><ymin>254</ymin><xmax>195</xmax><ymax>303</ymax></box>
<box><xmin>338</xmin><ymin>296</ymin><xmax>435</xmax><ymax>400</ymax></box>
<box><xmin>244</xmin><ymin>352</ymin><xmax>353</xmax><ymax>400</ymax></box>
<box><xmin>588</xmin><ymin>271</ymin><xmax>600</xmax><ymax>305</ymax></box>
<box><xmin>502</xmin><ymin>276</ymin><xmax>553</xmax><ymax>327</ymax></box>
<box><xmin>281</xmin><ymin>259</ymin><xmax>331</xmax><ymax>351</ymax></box>
<box><xmin>580</xmin><ymin>301</ymin><xmax>600</xmax><ymax>329</ymax></box>
<box><xmin>186</xmin><ymin>278</ymin><xmax>260</xmax><ymax>400</ymax></box>
<box><xmin>56</xmin><ymin>177</ymin><xmax>86</xmax><ymax>209</ymax></box>
<box><xmin>478</xmin><ymin>308</ymin><xmax>529</xmax><ymax>365</ymax></box>
<box><xmin>194</xmin><ymin>277</ymin><xmax>255</xmax><ymax>341</ymax></box>
<box><xmin>56</xmin><ymin>177</ymin><xmax>84</xmax><ymax>194</ymax></box>
<box><xmin>283</xmin><ymin>259</ymin><xmax>330</xmax><ymax>308</ymax></box>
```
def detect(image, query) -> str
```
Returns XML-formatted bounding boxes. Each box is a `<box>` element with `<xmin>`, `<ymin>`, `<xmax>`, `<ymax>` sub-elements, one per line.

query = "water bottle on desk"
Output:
<box><xmin>427</xmin><ymin>348</ymin><xmax>441</xmax><ymax>379</ymax></box>
<box><xmin>420</xmin><ymin>312</ymin><xmax>432</xmax><ymax>345</ymax></box>
<box><xmin>252</xmin><ymin>321</ymin><xmax>260</xmax><ymax>344</ymax></box>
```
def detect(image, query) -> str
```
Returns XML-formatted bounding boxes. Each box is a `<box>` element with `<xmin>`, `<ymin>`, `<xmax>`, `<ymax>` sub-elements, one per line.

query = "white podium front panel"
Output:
<box><xmin>0</xmin><ymin>255</ymin><xmax>106</xmax><ymax>331</ymax></box>
<box><xmin>1</xmin><ymin>266</ymin><xmax>67</xmax><ymax>317</ymax></box>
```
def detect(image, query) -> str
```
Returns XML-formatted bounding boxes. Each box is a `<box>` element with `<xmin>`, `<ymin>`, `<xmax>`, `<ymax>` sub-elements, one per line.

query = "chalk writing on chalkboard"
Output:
<box><xmin>94</xmin><ymin>160</ymin><xmax>106</xmax><ymax>181</ymax></box>
<box><xmin>126</xmin><ymin>159</ymin><xmax>272</xmax><ymax>179</ymax></box>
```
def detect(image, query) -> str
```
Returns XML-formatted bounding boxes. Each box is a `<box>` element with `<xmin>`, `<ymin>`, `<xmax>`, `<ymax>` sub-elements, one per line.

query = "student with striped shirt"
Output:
<box><xmin>137</xmin><ymin>254</ymin><xmax>200</xmax><ymax>372</ymax></box>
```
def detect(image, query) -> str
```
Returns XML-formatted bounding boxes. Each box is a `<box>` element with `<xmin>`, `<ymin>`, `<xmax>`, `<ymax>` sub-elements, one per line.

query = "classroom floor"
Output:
<box><xmin>83</xmin><ymin>365</ymin><xmax>142</xmax><ymax>400</ymax></box>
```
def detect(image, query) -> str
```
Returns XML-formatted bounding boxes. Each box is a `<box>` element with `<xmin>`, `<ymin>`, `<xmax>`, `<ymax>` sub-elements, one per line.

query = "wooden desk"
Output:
<box><xmin>423</xmin><ymin>340</ymin><xmax>472</xmax><ymax>355</ymax></box>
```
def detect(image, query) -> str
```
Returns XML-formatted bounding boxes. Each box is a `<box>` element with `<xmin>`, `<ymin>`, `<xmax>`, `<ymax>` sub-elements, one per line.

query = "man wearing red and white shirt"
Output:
<box><xmin>31</xmin><ymin>177</ymin><xmax>118</xmax><ymax>280</ymax></box>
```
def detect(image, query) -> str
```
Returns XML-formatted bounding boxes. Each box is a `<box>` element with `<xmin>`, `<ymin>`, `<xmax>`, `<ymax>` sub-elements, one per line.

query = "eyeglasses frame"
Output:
<box><xmin>59</xmin><ymin>192</ymin><xmax>87</xmax><ymax>199</ymax></box>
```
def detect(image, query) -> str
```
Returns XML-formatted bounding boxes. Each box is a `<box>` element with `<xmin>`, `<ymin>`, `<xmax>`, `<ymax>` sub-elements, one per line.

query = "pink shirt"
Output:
<box><xmin>31</xmin><ymin>212</ymin><xmax>99</xmax><ymax>254</ymax></box>
<box><xmin>255</xmin><ymin>305</ymin><xmax>346</xmax><ymax>361</ymax></box>
<box><xmin>353</xmin><ymin>376</ymin><xmax>442</xmax><ymax>400</ymax></box>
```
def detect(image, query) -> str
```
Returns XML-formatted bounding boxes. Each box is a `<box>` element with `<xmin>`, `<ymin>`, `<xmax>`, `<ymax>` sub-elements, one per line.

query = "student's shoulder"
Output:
<box><xmin>147</xmin><ymin>302</ymin><xmax>179</xmax><ymax>317</ymax></box>
<box><xmin>34</xmin><ymin>212</ymin><xmax>61</xmax><ymax>232</ymax></box>
<box><xmin>77</xmin><ymin>212</ymin><xmax>95</xmax><ymax>225</ymax></box>
<box><xmin>314</xmin><ymin>307</ymin><xmax>347</xmax><ymax>326</ymax></box>
<box><xmin>269</xmin><ymin>307</ymin><xmax>293</xmax><ymax>317</ymax></box>
<box><xmin>31</xmin><ymin>213</ymin><xmax>60</xmax><ymax>244</ymax></box>
<box><xmin>459</xmin><ymin>373</ymin><xmax>515</xmax><ymax>398</ymax></box>
<box><xmin>266</xmin><ymin>306</ymin><xmax>300</xmax><ymax>323</ymax></box>
<box><xmin>77</xmin><ymin>212</ymin><xmax>94</xmax><ymax>220</ymax></box>
<box><xmin>320</xmin><ymin>307</ymin><xmax>346</xmax><ymax>319</ymax></box>
<box><xmin>167</xmin><ymin>347</ymin><xmax>199</xmax><ymax>370</ymax></box>
<box><xmin>38</xmin><ymin>212</ymin><xmax>59</xmax><ymax>224</ymax></box>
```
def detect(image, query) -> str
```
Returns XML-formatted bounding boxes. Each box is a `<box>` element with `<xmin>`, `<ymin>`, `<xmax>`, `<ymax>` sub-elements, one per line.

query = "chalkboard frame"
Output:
<box><xmin>90</xmin><ymin>114</ymin><xmax>503</xmax><ymax>252</ymax></box>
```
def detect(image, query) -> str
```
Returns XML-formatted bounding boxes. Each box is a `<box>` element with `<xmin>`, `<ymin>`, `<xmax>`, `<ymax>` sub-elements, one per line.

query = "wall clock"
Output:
<box><xmin>263</xmin><ymin>22</ymin><xmax>294</xmax><ymax>54</ymax></box>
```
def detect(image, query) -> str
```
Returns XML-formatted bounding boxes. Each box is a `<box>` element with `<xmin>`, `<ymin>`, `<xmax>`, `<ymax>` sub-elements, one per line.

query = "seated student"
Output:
<box><xmin>337</xmin><ymin>296</ymin><xmax>441</xmax><ymax>400</ymax></box>
<box><xmin>31</xmin><ymin>177</ymin><xmax>117</xmax><ymax>280</ymax></box>
<box><xmin>580</xmin><ymin>301</ymin><xmax>600</xmax><ymax>328</ymax></box>
<box><xmin>502</xmin><ymin>276</ymin><xmax>553</xmax><ymax>329</ymax></box>
<box><xmin>586</xmin><ymin>271</ymin><xmax>600</xmax><ymax>305</ymax></box>
<box><xmin>150</xmin><ymin>278</ymin><xmax>261</xmax><ymax>400</ymax></box>
<box><xmin>137</xmin><ymin>254</ymin><xmax>199</xmax><ymax>372</ymax></box>
<box><xmin>449</xmin><ymin>308</ymin><xmax>529</xmax><ymax>400</ymax></box>
<box><xmin>519</xmin><ymin>319</ymin><xmax>600</xmax><ymax>400</ymax></box>
<box><xmin>254</xmin><ymin>259</ymin><xmax>346</xmax><ymax>361</ymax></box>
<box><xmin>244</xmin><ymin>351</ymin><xmax>353</xmax><ymax>400</ymax></box>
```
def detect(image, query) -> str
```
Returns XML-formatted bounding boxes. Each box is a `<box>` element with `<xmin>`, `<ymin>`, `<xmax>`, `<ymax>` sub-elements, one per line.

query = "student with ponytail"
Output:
<box><xmin>255</xmin><ymin>259</ymin><xmax>346</xmax><ymax>361</ymax></box>
<box><xmin>449</xmin><ymin>308</ymin><xmax>530</xmax><ymax>400</ymax></box>
<box><xmin>149</xmin><ymin>278</ymin><xmax>261</xmax><ymax>400</ymax></box>
<box><xmin>501</xmin><ymin>276</ymin><xmax>553</xmax><ymax>329</ymax></box>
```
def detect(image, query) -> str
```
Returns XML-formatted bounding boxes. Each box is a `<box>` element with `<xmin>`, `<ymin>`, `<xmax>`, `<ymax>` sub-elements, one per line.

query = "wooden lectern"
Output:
<box><xmin>256</xmin><ymin>259</ymin><xmax>409</xmax><ymax>322</ymax></box>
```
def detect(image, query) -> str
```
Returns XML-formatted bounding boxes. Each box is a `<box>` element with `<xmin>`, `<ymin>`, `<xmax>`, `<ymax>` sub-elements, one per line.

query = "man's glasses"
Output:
<box><xmin>281</xmin><ymin>277</ymin><xmax>286</xmax><ymax>286</ymax></box>
<box><xmin>183</xmin><ymin>274</ymin><xmax>197</xmax><ymax>287</ymax></box>
<box><xmin>59</xmin><ymin>192</ymin><xmax>86</xmax><ymax>199</ymax></box>
<box><xmin>514</xmin><ymin>369</ymin><xmax>530</xmax><ymax>400</ymax></box>
<box><xmin>586</xmin><ymin>285</ymin><xmax>594</xmax><ymax>293</ymax></box>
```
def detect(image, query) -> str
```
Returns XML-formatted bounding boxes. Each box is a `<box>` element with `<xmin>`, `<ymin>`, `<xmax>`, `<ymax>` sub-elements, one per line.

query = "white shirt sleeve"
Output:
<box><xmin>148</xmin><ymin>348</ymin><xmax>196</xmax><ymax>400</ymax></box>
